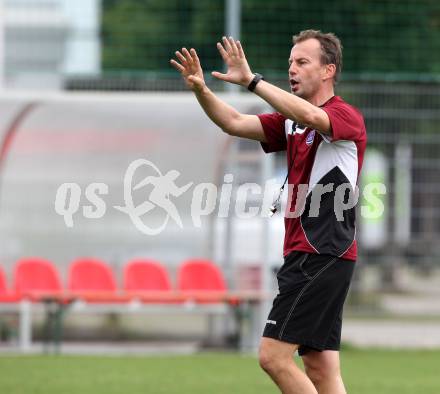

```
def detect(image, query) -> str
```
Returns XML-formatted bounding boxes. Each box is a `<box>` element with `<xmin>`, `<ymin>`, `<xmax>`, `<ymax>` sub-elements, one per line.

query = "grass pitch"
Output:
<box><xmin>0</xmin><ymin>348</ymin><xmax>439</xmax><ymax>393</ymax></box>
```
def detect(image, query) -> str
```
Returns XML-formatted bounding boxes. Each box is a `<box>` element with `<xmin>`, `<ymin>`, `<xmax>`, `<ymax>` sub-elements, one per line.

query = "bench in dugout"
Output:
<box><xmin>0</xmin><ymin>257</ymin><xmax>266</xmax><ymax>352</ymax></box>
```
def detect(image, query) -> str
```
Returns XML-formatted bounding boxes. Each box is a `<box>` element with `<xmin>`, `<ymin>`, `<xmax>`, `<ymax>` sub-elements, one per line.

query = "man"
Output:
<box><xmin>171</xmin><ymin>29</ymin><xmax>366</xmax><ymax>394</ymax></box>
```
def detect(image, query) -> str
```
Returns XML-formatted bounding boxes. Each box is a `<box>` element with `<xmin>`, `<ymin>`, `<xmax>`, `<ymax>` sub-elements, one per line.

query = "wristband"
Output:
<box><xmin>247</xmin><ymin>73</ymin><xmax>264</xmax><ymax>92</ymax></box>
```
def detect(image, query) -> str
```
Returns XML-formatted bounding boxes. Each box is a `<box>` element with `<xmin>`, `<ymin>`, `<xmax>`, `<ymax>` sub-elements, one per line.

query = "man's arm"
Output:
<box><xmin>211</xmin><ymin>37</ymin><xmax>331</xmax><ymax>134</ymax></box>
<box><xmin>170</xmin><ymin>48</ymin><xmax>266</xmax><ymax>142</ymax></box>
<box><xmin>194</xmin><ymin>87</ymin><xmax>266</xmax><ymax>142</ymax></box>
<box><xmin>251</xmin><ymin>80</ymin><xmax>331</xmax><ymax>134</ymax></box>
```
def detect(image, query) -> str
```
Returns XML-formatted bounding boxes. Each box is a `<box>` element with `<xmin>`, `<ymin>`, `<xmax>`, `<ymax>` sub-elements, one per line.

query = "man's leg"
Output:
<box><xmin>301</xmin><ymin>350</ymin><xmax>346</xmax><ymax>394</ymax></box>
<box><xmin>259</xmin><ymin>337</ymin><xmax>318</xmax><ymax>394</ymax></box>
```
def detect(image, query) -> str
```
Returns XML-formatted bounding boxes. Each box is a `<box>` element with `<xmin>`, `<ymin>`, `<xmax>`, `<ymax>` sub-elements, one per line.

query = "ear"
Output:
<box><xmin>322</xmin><ymin>63</ymin><xmax>336</xmax><ymax>82</ymax></box>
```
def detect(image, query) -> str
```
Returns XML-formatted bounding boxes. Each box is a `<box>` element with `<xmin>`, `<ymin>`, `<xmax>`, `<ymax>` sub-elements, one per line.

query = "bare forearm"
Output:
<box><xmin>253</xmin><ymin>81</ymin><xmax>315</xmax><ymax>125</ymax></box>
<box><xmin>194</xmin><ymin>86</ymin><xmax>240</xmax><ymax>133</ymax></box>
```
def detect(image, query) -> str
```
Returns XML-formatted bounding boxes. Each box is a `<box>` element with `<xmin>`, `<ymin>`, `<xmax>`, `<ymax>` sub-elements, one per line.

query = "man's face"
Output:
<box><xmin>288</xmin><ymin>38</ymin><xmax>327</xmax><ymax>100</ymax></box>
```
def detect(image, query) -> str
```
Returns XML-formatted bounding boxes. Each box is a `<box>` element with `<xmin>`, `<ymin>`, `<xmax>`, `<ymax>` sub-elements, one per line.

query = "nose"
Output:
<box><xmin>289</xmin><ymin>63</ymin><xmax>297</xmax><ymax>78</ymax></box>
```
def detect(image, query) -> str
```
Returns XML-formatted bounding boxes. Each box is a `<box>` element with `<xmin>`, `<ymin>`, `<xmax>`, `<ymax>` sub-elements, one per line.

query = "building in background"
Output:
<box><xmin>0</xmin><ymin>0</ymin><xmax>100</xmax><ymax>90</ymax></box>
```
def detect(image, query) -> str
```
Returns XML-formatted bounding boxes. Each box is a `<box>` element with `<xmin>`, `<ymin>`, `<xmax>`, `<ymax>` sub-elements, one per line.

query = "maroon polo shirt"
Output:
<box><xmin>258</xmin><ymin>96</ymin><xmax>367</xmax><ymax>261</ymax></box>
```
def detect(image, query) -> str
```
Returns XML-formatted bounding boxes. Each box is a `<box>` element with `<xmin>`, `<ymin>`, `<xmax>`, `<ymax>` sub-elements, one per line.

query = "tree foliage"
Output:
<box><xmin>102</xmin><ymin>0</ymin><xmax>440</xmax><ymax>77</ymax></box>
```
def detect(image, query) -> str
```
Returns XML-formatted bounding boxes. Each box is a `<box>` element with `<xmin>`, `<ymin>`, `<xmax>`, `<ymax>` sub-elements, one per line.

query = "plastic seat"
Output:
<box><xmin>13</xmin><ymin>258</ymin><xmax>62</xmax><ymax>298</ymax></box>
<box><xmin>68</xmin><ymin>258</ymin><xmax>121</xmax><ymax>304</ymax></box>
<box><xmin>177</xmin><ymin>259</ymin><xmax>227</xmax><ymax>293</ymax></box>
<box><xmin>0</xmin><ymin>266</ymin><xmax>18</xmax><ymax>302</ymax></box>
<box><xmin>123</xmin><ymin>259</ymin><xmax>172</xmax><ymax>292</ymax></box>
<box><xmin>68</xmin><ymin>258</ymin><xmax>117</xmax><ymax>294</ymax></box>
<box><xmin>0</xmin><ymin>266</ymin><xmax>7</xmax><ymax>296</ymax></box>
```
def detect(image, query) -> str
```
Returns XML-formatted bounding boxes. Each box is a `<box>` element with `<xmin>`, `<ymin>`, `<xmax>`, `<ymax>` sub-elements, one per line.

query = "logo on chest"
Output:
<box><xmin>306</xmin><ymin>130</ymin><xmax>316</xmax><ymax>145</ymax></box>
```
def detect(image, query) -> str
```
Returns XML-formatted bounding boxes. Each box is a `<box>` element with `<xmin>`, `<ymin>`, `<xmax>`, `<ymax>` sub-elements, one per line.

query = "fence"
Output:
<box><xmin>2</xmin><ymin>0</ymin><xmax>440</xmax><ymax>89</ymax></box>
<box><xmin>1</xmin><ymin>1</ymin><xmax>440</xmax><ymax>284</ymax></box>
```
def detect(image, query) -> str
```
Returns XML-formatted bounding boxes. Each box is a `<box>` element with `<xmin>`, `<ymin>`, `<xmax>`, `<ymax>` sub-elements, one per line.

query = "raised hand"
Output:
<box><xmin>212</xmin><ymin>36</ymin><xmax>254</xmax><ymax>87</ymax></box>
<box><xmin>170</xmin><ymin>48</ymin><xmax>206</xmax><ymax>93</ymax></box>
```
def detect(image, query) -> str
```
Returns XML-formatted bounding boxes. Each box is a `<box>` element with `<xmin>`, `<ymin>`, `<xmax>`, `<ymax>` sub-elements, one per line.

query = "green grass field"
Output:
<box><xmin>0</xmin><ymin>348</ymin><xmax>439</xmax><ymax>394</ymax></box>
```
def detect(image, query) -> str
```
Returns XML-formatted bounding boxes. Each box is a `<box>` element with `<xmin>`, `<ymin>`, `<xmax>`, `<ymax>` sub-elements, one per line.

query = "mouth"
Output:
<box><xmin>290</xmin><ymin>79</ymin><xmax>299</xmax><ymax>91</ymax></box>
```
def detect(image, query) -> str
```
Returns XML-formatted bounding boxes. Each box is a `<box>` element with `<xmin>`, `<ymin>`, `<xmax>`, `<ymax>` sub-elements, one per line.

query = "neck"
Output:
<box><xmin>308</xmin><ymin>87</ymin><xmax>335</xmax><ymax>107</ymax></box>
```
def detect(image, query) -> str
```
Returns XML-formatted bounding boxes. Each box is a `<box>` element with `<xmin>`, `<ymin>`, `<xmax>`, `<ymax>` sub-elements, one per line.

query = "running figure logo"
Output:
<box><xmin>115</xmin><ymin>159</ymin><xmax>193</xmax><ymax>235</ymax></box>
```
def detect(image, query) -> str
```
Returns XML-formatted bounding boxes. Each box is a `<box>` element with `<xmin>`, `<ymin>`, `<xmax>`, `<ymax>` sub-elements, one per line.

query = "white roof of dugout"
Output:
<box><xmin>0</xmin><ymin>92</ymin><xmax>278</xmax><ymax>271</ymax></box>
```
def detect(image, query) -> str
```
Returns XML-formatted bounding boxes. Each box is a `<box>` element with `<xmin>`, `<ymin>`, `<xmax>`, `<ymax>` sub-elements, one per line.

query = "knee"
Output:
<box><xmin>258</xmin><ymin>347</ymin><xmax>273</xmax><ymax>373</ymax></box>
<box><xmin>258</xmin><ymin>344</ymin><xmax>286</xmax><ymax>376</ymax></box>
<box><xmin>304</xmin><ymin>364</ymin><xmax>327</xmax><ymax>386</ymax></box>
<box><xmin>304</xmin><ymin>358</ymin><xmax>341</xmax><ymax>386</ymax></box>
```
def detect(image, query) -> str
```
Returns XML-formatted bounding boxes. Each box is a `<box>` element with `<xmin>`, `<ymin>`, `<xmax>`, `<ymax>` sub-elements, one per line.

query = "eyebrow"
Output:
<box><xmin>288</xmin><ymin>57</ymin><xmax>309</xmax><ymax>64</ymax></box>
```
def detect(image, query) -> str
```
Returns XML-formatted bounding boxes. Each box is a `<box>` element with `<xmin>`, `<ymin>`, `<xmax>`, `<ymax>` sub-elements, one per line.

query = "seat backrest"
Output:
<box><xmin>177</xmin><ymin>259</ymin><xmax>227</xmax><ymax>291</ymax></box>
<box><xmin>68</xmin><ymin>258</ymin><xmax>117</xmax><ymax>292</ymax></box>
<box><xmin>14</xmin><ymin>258</ymin><xmax>62</xmax><ymax>294</ymax></box>
<box><xmin>0</xmin><ymin>266</ymin><xmax>8</xmax><ymax>295</ymax></box>
<box><xmin>123</xmin><ymin>259</ymin><xmax>172</xmax><ymax>291</ymax></box>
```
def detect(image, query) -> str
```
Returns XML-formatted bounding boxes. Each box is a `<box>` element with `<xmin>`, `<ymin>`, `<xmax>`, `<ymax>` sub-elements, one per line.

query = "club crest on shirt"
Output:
<box><xmin>306</xmin><ymin>129</ymin><xmax>315</xmax><ymax>145</ymax></box>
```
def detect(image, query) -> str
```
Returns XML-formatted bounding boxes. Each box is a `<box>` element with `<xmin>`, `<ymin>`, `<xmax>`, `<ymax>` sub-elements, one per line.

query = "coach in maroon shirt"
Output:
<box><xmin>171</xmin><ymin>29</ymin><xmax>366</xmax><ymax>394</ymax></box>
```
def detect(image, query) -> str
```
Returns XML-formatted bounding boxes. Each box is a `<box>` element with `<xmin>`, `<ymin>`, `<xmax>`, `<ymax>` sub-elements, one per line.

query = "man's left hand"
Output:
<box><xmin>212</xmin><ymin>36</ymin><xmax>254</xmax><ymax>88</ymax></box>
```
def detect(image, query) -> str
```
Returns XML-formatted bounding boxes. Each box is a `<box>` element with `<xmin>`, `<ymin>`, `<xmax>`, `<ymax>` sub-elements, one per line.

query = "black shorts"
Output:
<box><xmin>263</xmin><ymin>251</ymin><xmax>355</xmax><ymax>356</ymax></box>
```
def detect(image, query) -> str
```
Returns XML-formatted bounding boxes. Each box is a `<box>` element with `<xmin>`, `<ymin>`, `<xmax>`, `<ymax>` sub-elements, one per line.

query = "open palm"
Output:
<box><xmin>212</xmin><ymin>36</ymin><xmax>253</xmax><ymax>87</ymax></box>
<box><xmin>170</xmin><ymin>48</ymin><xmax>205</xmax><ymax>92</ymax></box>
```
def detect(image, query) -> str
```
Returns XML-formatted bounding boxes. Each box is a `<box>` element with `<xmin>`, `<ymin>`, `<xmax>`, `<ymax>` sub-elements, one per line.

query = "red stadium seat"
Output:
<box><xmin>13</xmin><ymin>258</ymin><xmax>62</xmax><ymax>298</ymax></box>
<box><xmin>0</xmin><ymin>266</ymin><xmax>18</xmax><ymax>302</ymax></box>
<box><xmin>68</xmin><ymin>258</ymin><xmax>117</xmax><ymax>292</ymax></box>
<box><xmin>123</xmin><ymin>259</ymin><xmax>172</xmax><ymax>292</ymax></box>
<box><xmin>0</xmin><ymin>266</ymin><xmax>7</xmax><ymax>295</ymax></box>
<box><xmin>177</xmin><ymin>259</ymin><xmax>227</xmax><ymax>292</ymax></box>
<box><xmin>67</xmin><ymin>258</ymin><xmax>119</xmax><ymax>303</ymax></box>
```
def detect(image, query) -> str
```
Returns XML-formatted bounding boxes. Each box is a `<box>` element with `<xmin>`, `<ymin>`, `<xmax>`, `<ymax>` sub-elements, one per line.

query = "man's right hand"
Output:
<box><xmin>170</xmin><ymin>48</ymin><xmax>206</xmax><ymax>93</ymax></box>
